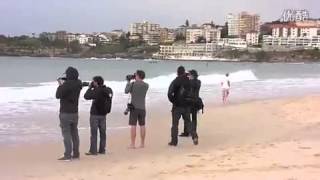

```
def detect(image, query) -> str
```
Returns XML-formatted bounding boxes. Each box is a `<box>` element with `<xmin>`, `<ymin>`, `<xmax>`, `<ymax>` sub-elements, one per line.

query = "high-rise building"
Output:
<box><xmin>129</xmin><ymin>21</ymin><xmax>160</xmax><ymax>45</ymax></box>
<box><xmin>160</xmin><ymin>28</ymin><xmax>175</xmax><ymax>43</ymax></box>
<box><xmin>227</xmin><ymin>12</ymin><xmax>260</xmax><ymax>38</ymax></box>
<box><xmin>186</xmin><ymin>23</ymin><xmax>221</xmax><ymax>44</ymax></box>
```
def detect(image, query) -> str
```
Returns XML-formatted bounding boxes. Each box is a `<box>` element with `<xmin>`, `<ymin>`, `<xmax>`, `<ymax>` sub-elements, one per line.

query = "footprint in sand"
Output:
<box><xmin>188</xmin><ymin>154</ymin><xmax>202</xmax><ymax>158</ymax></box>
<box><xmin>299</xmin><ymin>146</ymin><xmax>312</xmax><ymax>150</ymax></box>
<box><xmin>128</xmin><ymin>165</ymin><xmax>137</xmax><ymax>170</ymax></box>
<box><xmin>228</xmin><ymin>168</ymin><xmax>240</xmax><ymax>172</ymax></box>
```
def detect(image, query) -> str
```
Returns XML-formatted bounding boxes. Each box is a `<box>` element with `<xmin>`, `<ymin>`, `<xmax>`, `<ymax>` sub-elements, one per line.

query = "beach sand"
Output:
<box><xmin>1</xmin><ymin>96</ymin><xmax>320</xmax><ymax>180</ymax></box>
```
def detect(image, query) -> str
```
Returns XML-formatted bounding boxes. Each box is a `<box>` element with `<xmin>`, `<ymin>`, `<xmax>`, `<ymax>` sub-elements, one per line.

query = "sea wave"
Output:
<box><xmin>0</xmin><ymin>70</ymin><xmax>257</xmax><ymax>104</ymax></box>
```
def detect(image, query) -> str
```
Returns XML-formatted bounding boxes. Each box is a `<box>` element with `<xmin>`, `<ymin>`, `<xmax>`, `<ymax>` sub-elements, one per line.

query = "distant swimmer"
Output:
<box><xmin>221</xmin><ymin>73</ymin><xmax>231</xmax><ymax>104</ymax></box>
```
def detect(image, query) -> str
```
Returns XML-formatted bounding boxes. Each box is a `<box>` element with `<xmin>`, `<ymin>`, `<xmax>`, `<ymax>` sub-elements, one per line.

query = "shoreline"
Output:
<box><xmin>1</xmin><ymin>54</ymin><xmax>319</xmax><ymax>64</ymax></box>
<box><xmin>1</xmin><ymin>92</ymin><xmax>318</xmax><ymax>147</ymax></box>
<box><xmin>1</xmin><ymin>95</ymin><xmax>320</xmax><ymax>179</ymax></box>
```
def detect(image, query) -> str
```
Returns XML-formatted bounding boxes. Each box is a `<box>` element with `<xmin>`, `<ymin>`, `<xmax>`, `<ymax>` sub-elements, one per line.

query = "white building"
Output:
<box><xmin>67</xmin><ymin>33</ymin><xmax>77</xmax><ymax>42</ymax></box>
<box><xmin>143</xmin><ymin>32</ymin><xmax>160</xmax><ymax>46</ymax></box>
<box><xmin>218</xmin><ymin>38</ymin><xmax>248</xmax><ymax>49</ymax></box>
<box><xmin>227</xmin><ymin>13</ymin><xmax>240</xmax><ymax>36</ymax></box>
<box><xmin>130</xmin><ymin>21</ymin><xmax>160</xmax><ymax>35</ymax></box>
<box><xmin>246</xmin><ymin>32</ymin><xmax>260</xmax><ymax>46</ymax></box>
<box><xmin>186</xmin><ymin>28</ymin><xmax>204</xmax><ymax>43</ymax></box>
<box><xmin>129</xmin><ymin>21</ymin><xmax>160</xmax><ymax>45</ymax></box>
<box><xmin>76</xmin><ymin>34</ymin><xmax>89</xmax><ymax>45</ymax></box>
<box><xmin>94</xmin><ymin>34</ymin><xmax>112</xmax><ymax>44</ymax></box>
<box><xmin>160</xmin><ymin>28</ymin><xmax>175</xmax><ymax>43</ymax></box>
<box><xmin>186</xmin><ymin>24</ymin><xmax>221</xmax><ymax>44</ymax></box>
<box><xmin>263</xmin><ymin>20</ymin><xmax>320</xmax><ymax>49</ymax></box>
<box><xmin>110</xmin><ymin>30</ymin><xmax>125</xmax><ymax>38</ymax></box>
<box><xmin>227</xmin><ymin>12</ymin><xmax>260</xmax><ymax>37</ymax></box>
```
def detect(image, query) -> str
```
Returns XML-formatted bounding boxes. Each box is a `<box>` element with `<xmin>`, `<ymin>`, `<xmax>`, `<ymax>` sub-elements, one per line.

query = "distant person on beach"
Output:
<box><xmin>84</xmin><ymin>76</ymin><xmax>113</xmax><ymax>156</ymax></box>
<box><xmin>56</xmin><ymin>67</ymin><xmax>82</xmax><ymax>161</ymax></box>
<box><xmin>221</xmin><ymin>73</ymin><xmax>231</xmax><ymax>104</ymax></box>
<box><xmin>180</xmin><ymin>70</ymin><xmax>201</xmax><ymax>141</ymax></box>
<box><xmin>125</xmin><ymin>70</ymin><xmax>149</xmax><ymax>149</ymax></box>
<box><xmin>168</xmin><ymin>66</ymin><xmax>198</xmax><ymax>146</ymax></box>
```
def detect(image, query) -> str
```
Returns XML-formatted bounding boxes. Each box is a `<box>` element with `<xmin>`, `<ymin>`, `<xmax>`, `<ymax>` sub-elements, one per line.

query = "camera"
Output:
<box><xmin>126</xmin><ymin>74</ymin><xmax>136</xmax><ymax>81</ymax></box>
<box><xmin>124</xmin><ymin>103</ymin><xmax>135</xmax><ymax>115</ymax></box>
<box><xmin>57</xmin><ymin>77</ymin><xmax>90</xmax><ymax>87</ymax></box>
<box><xmin>57</xmin><ymin>77</ymin><xmax>67</xmax><ymax>81</ymax></box>
<box><xmin>82</xmin><ymin>82</ymin><xmax>90</xmax><ymax>87</ymax></box>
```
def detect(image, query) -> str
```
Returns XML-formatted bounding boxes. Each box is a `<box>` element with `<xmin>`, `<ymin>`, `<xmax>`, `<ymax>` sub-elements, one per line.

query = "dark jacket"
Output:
<box><xmin>190</xmin><ymin>79</ymin><xmax>201</xmax><ymax>109</ymax></box>
<box><xmin>84</xmin><ymin>85</ymin><xmax>113</xmax><ymax>116</ymax></box>
<box><xmin>168</xmin><ymin>74</ymin><xmax>191</xmax><ymax>108</ymax></box>
<box><xmin>56</xmin><ymin>67</ymin><xmax>82</xmax><ymax>113</ymax></box>
<box><xmin>190</xmin><ymin>79</ymin><xmax>201</xmax><ymax>99</ymax></box>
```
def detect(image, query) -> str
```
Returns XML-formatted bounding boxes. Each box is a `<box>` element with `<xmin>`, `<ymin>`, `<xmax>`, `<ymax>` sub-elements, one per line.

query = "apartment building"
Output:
<box><xmin>227</xmin><ymin>12</ymin><xmax>260</xmax><ymax>37</ymax></box>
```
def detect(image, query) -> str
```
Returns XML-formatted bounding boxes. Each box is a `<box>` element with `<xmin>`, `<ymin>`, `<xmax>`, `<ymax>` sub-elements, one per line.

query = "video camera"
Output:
<box><xmin>57</xmin><ymin>77</ymin><xmax>90</xmax><ymax>87</ymax></box>
<box><xmin>126</xmin><ymin>74</ymin><xmax>136</xmax><ymax>81</ymax></box>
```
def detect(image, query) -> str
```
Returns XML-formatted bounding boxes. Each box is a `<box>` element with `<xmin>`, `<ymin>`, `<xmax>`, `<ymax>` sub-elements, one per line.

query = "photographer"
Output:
<box><xmin>84</xmin><ymin>76</ymin><xmax>113</xmax><ymax>156</ymax></box>
<box><xmin>56</xmin><ymin>66</ymin><xmax>83</xmax><ymax>161</ymax></box>
<box><xmin>124</xmin><ymin>70</ymin><xmax>149</xmax><ymax>149</ymax></box>
<box><xmin>180</xmin><ymin>70</ymin><xmax>201</xmax><ymax>142</ymax></box>
<box><xmin>167</xmin><ymin>66</ymin><xmax>198</xmax><ymax>146</ymax></box>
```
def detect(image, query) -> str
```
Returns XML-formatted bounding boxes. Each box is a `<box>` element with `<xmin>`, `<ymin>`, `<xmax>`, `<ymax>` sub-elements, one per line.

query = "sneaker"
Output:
<box><xmin>168</xmin><ymin>142</ymin><xmax>177</xmax><ymax>146</ymax></box>
<box><xmin>179</xmin><ymin>133</ymin><xmax>190</xmax><ymax>137</ymax></box>
<box><xmin>85</xmin><ymin>152</ymin><xmax>98</xmax><ymax>156</ymax></box>
<box><xmin>98</xmin><ymin>151</ymin><xmax>106</xmax><ymax>155</ymax></box>
<box><xmin>58</xmin><ymin>156</ymin><xmax>72</xmax><ymax>161</ymax></box>
<box><xmin>193</xmin><ymin>138</ymin><xmax>199</xmax><ymax>145</ymax></box>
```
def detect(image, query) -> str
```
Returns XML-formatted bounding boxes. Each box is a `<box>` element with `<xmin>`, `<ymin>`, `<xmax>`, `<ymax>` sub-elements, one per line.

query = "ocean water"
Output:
<box><xmin>0</xmin><ymin>56</ymin><xmax>320</xmax><ymax>144</ymax></box>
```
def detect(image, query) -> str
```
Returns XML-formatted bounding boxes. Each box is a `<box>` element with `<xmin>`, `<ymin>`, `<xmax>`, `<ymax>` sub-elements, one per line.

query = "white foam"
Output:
<box><xmin>0</xmin><ymin>70</ymin><xmax>257</xmax><ymax>104</ymax></box>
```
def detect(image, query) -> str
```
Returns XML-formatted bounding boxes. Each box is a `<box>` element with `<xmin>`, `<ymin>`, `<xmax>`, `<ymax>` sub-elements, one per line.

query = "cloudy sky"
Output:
<box><xmin>0</xmin><ymin>0</ymin><xmax>318</xmax><ymax>35</ymax></box>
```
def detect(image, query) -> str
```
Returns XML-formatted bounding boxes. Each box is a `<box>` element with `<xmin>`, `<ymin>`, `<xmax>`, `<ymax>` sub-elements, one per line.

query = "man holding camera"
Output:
<box><xmin>168</xmin><ymin>66</ymin><xmax>198</xmax><ymax>146</ymax></box>
<box><xmin>84</xmin><ymin>76</ymin><xmax>113</xmax><ymax>155</ymax></box>
<box><xmin>124</xmin><ymin>70</ymin><xmax>149</xmax><ymax>149</ymax></box>
<box><xmin>56</xmin><ymin>66</ymin><xmax>83</xmax><ymax>161</ymax></box>
<box><xmin>180</xmin><ymin>70</ymin><xmax>201</xmax><ymax>142</ymax></box>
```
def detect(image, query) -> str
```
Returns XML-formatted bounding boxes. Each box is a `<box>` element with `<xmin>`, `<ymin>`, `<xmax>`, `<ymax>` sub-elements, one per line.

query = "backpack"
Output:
<box><xmin>195</xmin><ymin>97</ymin><xmax>204</xmax><ymax>113</ymax></box>
<box><xmin>105</xmin><ymin>87</ymin><xmax>113</xmax><ymax>114</ymax></box>
<box><xmin>177</xmin><ymin>85</ymin><xmax>194</xmax><ymax>106</ymax></box>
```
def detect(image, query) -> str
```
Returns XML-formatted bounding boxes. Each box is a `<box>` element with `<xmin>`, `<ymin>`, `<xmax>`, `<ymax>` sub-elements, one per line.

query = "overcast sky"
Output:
<box><xmin>0</xmin><ymin>0</ymin><xmax>319</xmax><ymax>36</ymax></box>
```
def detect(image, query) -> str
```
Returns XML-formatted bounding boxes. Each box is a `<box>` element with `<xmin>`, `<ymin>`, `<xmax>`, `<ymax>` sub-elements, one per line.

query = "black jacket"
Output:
<box><xmin>56</xmin><ymin>67</ymin><xmax>82</xmax><ymax>113</ymax></box>
<box><xmin>168</xmin><ymin>74</ymin><xmax>191</xmax><ymax>108</ymax></box>
<box><xmin>84</xmin><ymin>85</ymin><xmax>113</xmax><ymax>116</ymax></box>
<box><xmin>190</xmin><ymin>79</ymin><xmax>201</xmax><ymax>99</ymax></box>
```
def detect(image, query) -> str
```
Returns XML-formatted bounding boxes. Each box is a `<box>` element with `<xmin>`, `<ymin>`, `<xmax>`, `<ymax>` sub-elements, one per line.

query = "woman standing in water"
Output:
<box><xmin>221</xmin><ymin>73</ymin><xmax>230</xmax><ymax>104</ymax></box>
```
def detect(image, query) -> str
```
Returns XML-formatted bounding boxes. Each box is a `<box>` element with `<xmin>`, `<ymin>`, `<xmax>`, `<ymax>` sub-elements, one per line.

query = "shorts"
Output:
<box><xmin>129</xmin><ymin>109</ymin><xmax>146</xmax><ymax>126</ymax></box>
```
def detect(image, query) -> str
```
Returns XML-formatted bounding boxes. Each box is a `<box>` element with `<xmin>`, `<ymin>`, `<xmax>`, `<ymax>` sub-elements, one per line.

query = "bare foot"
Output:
<box><xmin>139</xmin><ymin>144</ymin><xmax>145</xmax><ymax>148</ymax></box>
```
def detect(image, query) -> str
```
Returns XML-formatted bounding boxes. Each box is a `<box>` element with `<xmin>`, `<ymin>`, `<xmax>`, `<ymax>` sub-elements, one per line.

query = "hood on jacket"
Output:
<box><xmin>65</xmin><ymin>67</ymin><xmax>79</xmax><ymax>80</ymax></box>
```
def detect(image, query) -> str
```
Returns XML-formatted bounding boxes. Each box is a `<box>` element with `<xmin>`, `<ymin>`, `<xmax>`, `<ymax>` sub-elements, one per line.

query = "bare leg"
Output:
<box><xmin>139</xmin><ymin>126</ymin><xmax>146</xmax><ymax>148</ymax></box>
<box><xmin>129</xmin><ymin>126</ymin><xmax>136</xmax><ymax>149</ymax></box>
<box><xmin>225</xmin><ymin>90</ymin><xmax>229</xmax><ymax>103</ymax></box>
<box><xmin>222</xmin><ymin>90</ymin><xmax>226</xmax><ymax>104</ymax></box>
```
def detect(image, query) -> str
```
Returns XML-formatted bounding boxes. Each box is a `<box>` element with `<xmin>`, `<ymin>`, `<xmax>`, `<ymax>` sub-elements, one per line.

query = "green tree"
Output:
<box><xmin>69</xmin><ymin>40</ymin><xmax>82</xmax><ymax>53</ymax></box>
<box><xmin>195</xmin><ymin>36</ymin><xmax>206</xmax><ymax>43</ymax></box>
<box><xmin>221</xmin><ymin>22</ymin><xmax>228</xmax><ymax>38</ymax></box>
<box><xmin>175</xmin><ymin>33</ymin><xmax>186</xmax><ymax>41</ymax></box>
<box><xmin>52</xmin><ymin>39</ymin><xmax>67</xmax><ymax>49</ymax></box>
<box><xmin>185</xmin><ymin>19</ymin><xmax>190</xmax><ymax>27</ymax></box>
<box><xmin>255</xmin><ymin>51</ymin><xmax>269</xmax><ymax>62</ymax></box>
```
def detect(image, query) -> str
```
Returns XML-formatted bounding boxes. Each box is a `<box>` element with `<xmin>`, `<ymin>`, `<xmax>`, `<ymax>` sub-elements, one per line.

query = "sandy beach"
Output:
<box><xmin>1</xmin><ymin>95</ymin><xmax>320</xmax><ymax>180</ymax></box>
